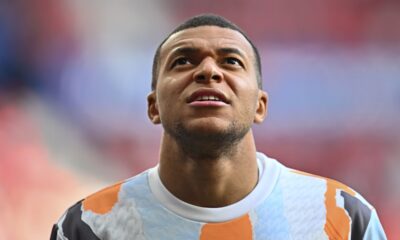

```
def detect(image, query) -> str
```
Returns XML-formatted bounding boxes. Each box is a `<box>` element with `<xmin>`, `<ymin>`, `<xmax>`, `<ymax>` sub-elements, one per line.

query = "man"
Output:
<box><xmin>51</xmin><ymin>14</ymin><xmax>387</xmax><ymax>240</ymax></box>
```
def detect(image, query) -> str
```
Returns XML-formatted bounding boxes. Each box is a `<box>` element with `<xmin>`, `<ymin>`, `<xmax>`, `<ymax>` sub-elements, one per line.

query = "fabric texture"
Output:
<box><xmin>51</xmin><ymin>153</ymin><xmax>387</xmax><ymax>240</ymax></box>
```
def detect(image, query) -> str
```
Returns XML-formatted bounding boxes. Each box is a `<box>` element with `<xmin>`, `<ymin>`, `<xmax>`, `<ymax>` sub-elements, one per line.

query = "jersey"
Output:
<box><xmin>50</xmin><ymin>152</ymin><xmax>387</xmax><ymax>240</ymax></box>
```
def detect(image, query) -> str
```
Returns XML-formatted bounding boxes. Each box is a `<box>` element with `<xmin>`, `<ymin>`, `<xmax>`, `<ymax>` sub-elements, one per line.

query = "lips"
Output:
<box><xmin>186</xmin><ymin>89</ymin><xmax>229</xmax><ymax>104</ymax></box>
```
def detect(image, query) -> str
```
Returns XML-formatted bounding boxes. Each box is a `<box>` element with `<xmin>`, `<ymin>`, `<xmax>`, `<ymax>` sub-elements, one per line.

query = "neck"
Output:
<box><xmin>158</xmin><ymin>130</ymin><xmax>259</xmax><ymax>207</ymax></box>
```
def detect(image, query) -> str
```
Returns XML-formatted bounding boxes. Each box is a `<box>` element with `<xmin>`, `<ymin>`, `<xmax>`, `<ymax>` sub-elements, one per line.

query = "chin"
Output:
<box><xmin>172</xmin><ymin>118</ymin><xmax>249</xmax><ymax>143</ymax></box>
<box><xmin>185</xmin><ymin>118</ymin><xmax>231</xmax><ymax>133</ymax></box>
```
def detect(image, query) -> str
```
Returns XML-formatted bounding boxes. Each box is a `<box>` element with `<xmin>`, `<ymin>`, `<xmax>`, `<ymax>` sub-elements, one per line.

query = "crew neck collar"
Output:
<box><xmin>148</xmin><ymin>152</ymin><xmax>281</xmax><ymax>223</ymax></box>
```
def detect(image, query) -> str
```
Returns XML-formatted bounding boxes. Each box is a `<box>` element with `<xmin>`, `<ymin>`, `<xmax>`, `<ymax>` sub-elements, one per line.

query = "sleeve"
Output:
<box><xmin>339</xmin><ymin>191</ymin><xmax>387</xmax><ymax>240</ymax></box>
<box><xmin>50</xmin><ymin>223</ymin><xmax>61</xmax><ymax>240</ymax></box>
<box><xmin>362</xmin><ymin>210</ymin><xmax>387</xmax><ymax>240</ymax></box>
<box><xmin>50</xmin><ymin>200</ymin><xmax>101</xmax><ymax>240</ymax></box>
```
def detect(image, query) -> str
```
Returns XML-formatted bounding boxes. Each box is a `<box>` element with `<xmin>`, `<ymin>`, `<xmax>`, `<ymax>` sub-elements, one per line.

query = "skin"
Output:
<box><xmin>147</xmin><ymin>26</ymin><xmax>268</xmax><ymax>207</ymax></box>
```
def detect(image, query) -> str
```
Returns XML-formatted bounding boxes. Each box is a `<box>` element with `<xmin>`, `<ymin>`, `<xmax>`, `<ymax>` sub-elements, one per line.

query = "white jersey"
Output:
<box><xmin>51</xmin><ymin>152</ymin><xmax>387</xmax><ymax>240</ymax></box>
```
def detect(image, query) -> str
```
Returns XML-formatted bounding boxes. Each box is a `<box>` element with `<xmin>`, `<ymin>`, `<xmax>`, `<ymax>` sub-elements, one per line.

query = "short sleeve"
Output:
<box><xmin>50</xmin><ymin>200</ymin><xmax>101</xmax><ymax>240</ymax></box>
<box><xmin>362</xmin><ymin>210</ymin><xmax>387</xmax><ymax>240</ymax></box>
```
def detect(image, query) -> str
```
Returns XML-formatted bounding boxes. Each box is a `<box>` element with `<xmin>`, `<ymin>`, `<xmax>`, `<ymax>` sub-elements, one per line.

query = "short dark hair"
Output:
<box><xmin>151</xmin><ymin>14</ymin><xmax>262</xmax><ymax>90</ymax></box>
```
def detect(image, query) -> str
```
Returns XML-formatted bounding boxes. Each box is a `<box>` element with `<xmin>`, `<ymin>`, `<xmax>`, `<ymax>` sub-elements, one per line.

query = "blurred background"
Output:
<box><xmin>0</xmin><ymin>0</ymin><xmax>399</xmax><ymax>239</ymax></box>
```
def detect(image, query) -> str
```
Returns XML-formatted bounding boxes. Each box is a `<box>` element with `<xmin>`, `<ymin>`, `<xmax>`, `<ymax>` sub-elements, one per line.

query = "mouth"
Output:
<box><xmin>186</xmin><ymin>88</ymin><xmax>230</xmax><ymax>106</ymax></box>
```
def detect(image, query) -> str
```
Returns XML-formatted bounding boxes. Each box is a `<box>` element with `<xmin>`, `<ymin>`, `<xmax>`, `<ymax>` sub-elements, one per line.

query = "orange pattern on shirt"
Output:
<box><xmin>290</xmin><ymin>169</ymin><xmax>356</xmax><ymax>240</ymax></box>
<box><xmin>200</xmin><ymin>214</ymin><xmax>253</xmax><ymax>240</ymax></box>
<box><xmin>324</xmin><ymin>178</ymin><xmax>356</xmax><ymax>240</ymax></box>
<box><xmin>82</xmin><ymin>182</ymin><xmax>123</xmax><ymax>214</ymax></box>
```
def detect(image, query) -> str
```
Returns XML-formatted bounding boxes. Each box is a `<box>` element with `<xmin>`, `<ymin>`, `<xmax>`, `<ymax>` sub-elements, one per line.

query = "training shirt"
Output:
<box><xmin>51</xmin><ymin>152</ymin><xmax>387</xmax><ymax>240</ymax></box>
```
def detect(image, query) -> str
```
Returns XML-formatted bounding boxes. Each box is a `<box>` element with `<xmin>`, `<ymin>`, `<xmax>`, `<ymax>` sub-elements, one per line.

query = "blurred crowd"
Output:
<box><xmin>0</xmin><ymin>0</ymin><xmax>399</xmax><ymax>239</ymax></box>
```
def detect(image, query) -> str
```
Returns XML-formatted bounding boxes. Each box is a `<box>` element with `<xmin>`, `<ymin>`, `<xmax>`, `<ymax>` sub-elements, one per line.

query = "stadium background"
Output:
<box><xmin>0</xmin><ymin>1</ymin><xmax>399</xmax><ymax>239</ymax></box>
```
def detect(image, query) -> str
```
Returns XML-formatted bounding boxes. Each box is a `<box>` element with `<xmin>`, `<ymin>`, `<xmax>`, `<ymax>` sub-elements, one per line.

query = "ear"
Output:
<box><xmin>147</xmin><ymin>91</ymin><xmax>161</xmax><ymax>124</ymax></box>
<box><xmin>254</xmin><ymin>90</ymin><xmax>268</xmax><ymax>124</ymax></box>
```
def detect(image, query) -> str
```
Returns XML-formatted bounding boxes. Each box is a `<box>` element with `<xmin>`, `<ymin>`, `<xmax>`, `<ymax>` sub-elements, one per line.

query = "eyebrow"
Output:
<box><xmin>170</xmin><ymin>47</ymin><xmax>199</xmax><ymax>57</ymax></box>
<box><xmin>169</xmin><ymin>47</ymin><xmax>246</xmax><ymax>59</ymax></box>
<box><xmin>217</xmin><ymin>47</ymin><xmax>246</xmax><ymax>59</ymax></box>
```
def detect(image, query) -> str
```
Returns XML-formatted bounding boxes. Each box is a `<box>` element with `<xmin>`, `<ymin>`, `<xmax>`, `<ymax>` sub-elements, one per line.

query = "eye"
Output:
<box><xmin>223</xmin><ymin>57</ymin><xmax>244</xmax><ymax>68</ymax></box>
<box><xmin>171</xmin><ymin>57</ymin><xmax>191</xmax><ymax>69</ymax></box>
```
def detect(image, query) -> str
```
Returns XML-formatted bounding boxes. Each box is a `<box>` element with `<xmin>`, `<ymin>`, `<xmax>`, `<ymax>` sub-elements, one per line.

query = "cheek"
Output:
<box><xmin>159</xmin><ymin>72</ymin><xmax>192</xmax><ymax>93</ymax></box>
<box><xmin>156</xmin><ymin>75</ymin><xmax>190</xmax><ymax>110</ymax></box>
<box><xmin>158</xmin><ymin>77</ymin><xmax>179</xmax><ymax>98</ymax></box>
<box><xmin>223</xmin><ymin>72</ymin><xmax>258</xmax><ymax>94</ymax></box>
<box><xmin>238</xmin><ymin>90</ymin><xmax>260</xmax><ymax>116</ymax></box>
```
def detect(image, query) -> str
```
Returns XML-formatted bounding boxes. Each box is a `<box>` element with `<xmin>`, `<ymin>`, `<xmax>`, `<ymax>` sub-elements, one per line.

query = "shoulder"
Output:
<box><xmin>257</xmin><ymin>152</ymin><xmax>386</xmax><ymax>239</ymax></box>
<box><xmin>51</xmin><ymin>171</ymin><xmax>151</xmax><ymax>240</ymax></box>
<box><xmin>80</xmin><ymin>172</ymin><xmax>147</xmax><ymax>215</ymax></box>
<box><xmin>82</xmin><ymin>180</ymin><xmax>125</xmax><ymax>215</ymax></box>
<box><xmin>51</xmin><ymin>200</ymin><xmax>101</xmax><ymax>240</ymax></box>
<box><xmin>278</xmin><ymin>163</ymin><xmax>386</xmax><ymax>239</ymax></box>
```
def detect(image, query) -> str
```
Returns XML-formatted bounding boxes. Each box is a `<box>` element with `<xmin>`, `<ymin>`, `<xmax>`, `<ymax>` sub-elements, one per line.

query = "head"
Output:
<box><xmin>147</xmin><ymin>14</ymin><xmax>268</xmax><ymax>158</ymax></box>
<box><xmin>151</xmin><ymin>14</ymin><xmax>263</xmax><ymax>91</ymax></box>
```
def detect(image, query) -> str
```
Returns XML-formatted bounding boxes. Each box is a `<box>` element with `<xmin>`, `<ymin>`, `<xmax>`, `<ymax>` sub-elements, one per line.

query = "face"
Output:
<box><xmin>148</xmin><ymin>26</ymin><xmax>268</xmax><ymax>144</ymax></box>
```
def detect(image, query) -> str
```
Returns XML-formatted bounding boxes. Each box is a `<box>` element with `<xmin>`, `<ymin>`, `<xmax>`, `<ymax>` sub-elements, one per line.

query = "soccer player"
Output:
<box><xmin>51</xmin><ymin>14</ymin><xmax>387</xmax><ymax>239</ymax></box>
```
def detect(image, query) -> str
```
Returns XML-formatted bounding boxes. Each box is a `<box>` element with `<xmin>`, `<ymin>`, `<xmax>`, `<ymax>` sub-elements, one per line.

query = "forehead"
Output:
<box><xmin>160</xmin><ymin>26</ymin><xmax>254</xmax><ymax>59</ymax></box>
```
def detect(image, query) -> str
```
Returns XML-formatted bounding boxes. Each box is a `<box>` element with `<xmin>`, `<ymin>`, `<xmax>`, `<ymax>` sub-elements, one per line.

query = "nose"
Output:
<box><xmin>193</xmin><ymin>57</ymin><xmax>223</xmax><ymax>83</ymax></box>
